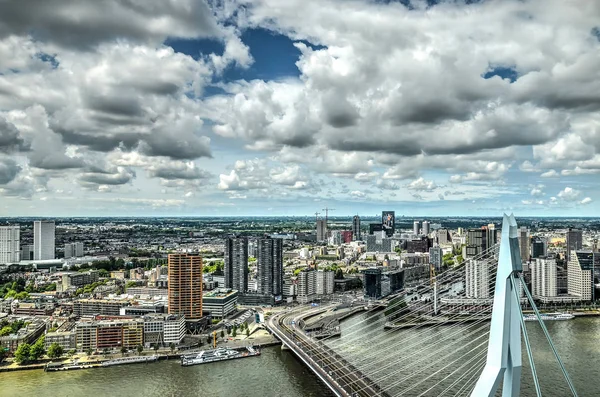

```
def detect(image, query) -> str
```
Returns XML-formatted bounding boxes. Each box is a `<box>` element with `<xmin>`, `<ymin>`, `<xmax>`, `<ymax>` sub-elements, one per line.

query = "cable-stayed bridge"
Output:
<box><xmin>266</xmin><ymin>215</ymin><xmax>579</xmax><ymax>397</ymax></box>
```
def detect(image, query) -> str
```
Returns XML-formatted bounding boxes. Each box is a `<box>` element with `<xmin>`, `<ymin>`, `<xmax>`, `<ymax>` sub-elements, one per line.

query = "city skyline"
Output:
<box><xmin>1</xmin><ymin>0</ymin><xmax>600</xmax><ymax>217</ymax></box>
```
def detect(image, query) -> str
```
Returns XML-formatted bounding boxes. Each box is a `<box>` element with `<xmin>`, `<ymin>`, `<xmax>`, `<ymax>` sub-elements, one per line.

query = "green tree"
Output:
<box><xmin>169</xmin><ymin>342</ymin><xmax>175</xmax><ymax>354</ymax></box>
<box><xmin>220</xmin><ymin>329</ymin><xmax>225</xmax><ymax>339</ymax></box>
<box><xmin>137</xmin><ymin>345</ymin><xmax>143</xmax><ymax>355</ymax></box>
<box><xmin>14</xmin><ymin>343</ymin><xmax>31</xmax><ymax>364</ymax></box>
<box><xmin>86</xmin><ymin>348</ymin><xmax>94</xmax><ymax>356</ymax></box>
<box><xmin>120</xmin><ymin>346</ymin><xmax>127</xmax><ymax>356</ymax></box>
<box><xmin>232</xmin><ymin>328</ymin><xmax>237</xmax><ymax>338</ymax></box>
<box><xmin>68</xmin><ymin>349</ymin><xmax>76</xmax><ymax>357</ymax></box>
<box><xmin>102</xmin><ymin>348</ymin><xmax>109</xmax><ymax>357</ymax></box>
<box><xmin>0</xmin><ymin>349</ymin><xmax>6</xmax><ymax>364</ymax></box>
<box><xmin>47</xmin><ymin>343</ymin><xmax>64</xmax><ymax>359</ymax></box>
<box><xmin>246</xmin><ymin>328</ymin><xmax>250</xmax><ymax>337</ymax></box>
<box><xmin>153</xmin><ymin>344</ymin><xmax>159</xmax><ymax>352</ymax></box>
<box><xmin>206</xmin><ymin>335</ymin><xmax>211</xmax><ymax>345</ymax></box>
<box><xmin>30</xmin><ymin>336</ymin><xmax>45</xmax><ymax>361</ymax></box>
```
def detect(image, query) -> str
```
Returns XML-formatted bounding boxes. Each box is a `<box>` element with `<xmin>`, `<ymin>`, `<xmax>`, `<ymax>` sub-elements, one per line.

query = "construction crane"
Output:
<box><xmin>322</xmin><ymin>207</ymin><xmax>336</xmax><ymax>224</ymax></box>
<box><xmin>314</xmin><ymin>212</ymin><xmax>320</xmax><ymax>223</ymax></box>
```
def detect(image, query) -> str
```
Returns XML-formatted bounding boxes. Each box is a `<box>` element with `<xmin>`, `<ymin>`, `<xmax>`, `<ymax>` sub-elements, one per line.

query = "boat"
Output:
<box><xmin>181</xmin><ymin>347</ymin><xmax>260</xmax><ymax>366</ymax></box>
<box><xmin>45</xmin><ymin>359</ymin><xmax>95</xmax><ymax>372</ymax></box>
<box><xmin>523</xmin><ymin>312</ymin><xmax>575</xmax><ymax>322</ymax></box>
<box><xmin>102</xmin><ymin>355</ymin><xmax>159</xmax><ymax>367</ymax></box>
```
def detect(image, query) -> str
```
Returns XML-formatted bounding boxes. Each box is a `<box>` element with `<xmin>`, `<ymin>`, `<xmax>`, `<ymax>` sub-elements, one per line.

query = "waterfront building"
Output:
<box><xmin>168</xmin><ymin>253</ymin><xmax>203</xmax><ymax>319</ymax></box>
<box><xmin>45</xmin><ymin>331</ymin><xmax>76</xmax><ymax>351</ymax></box>
<box><xmin>363</xmin><ymin>268</ymin><xmax>404</xmax><ymax>299</ymax></box>
<box><xmin>73</xmin><ymin>299</ymin><xmax>130</xmax><ymax>317</ymax></box>
<box><xmin>33</xmin><ymin>220</ymin><xmax>55</xmax><ymax>260</ymax></box>
<box><xmin>518</xmin><ymin>227</ymin><xmax>530</xmax><ymax>262</ymax></box>
<box><xmin>429</xmin><ymin>246</ymin><xmax>443</xmax><ymax>271</ymax></box>
<box><xmin>257</xmin><ymin>238</ymin><xmax>283</xmax><ymax>297</ymax></box>
<box><xmin>64</xmin><ymin>242</ymin><xmax>84</xmax><ymax>259</ymax></box>
<box><xmin>566</xmin><ymin>229</ymin><xmax>583</xmax><ymax>265</ymax></box>
<box><xmin>76</xmin><ymin>317</ymin><xmax>144</xmax><ymax>352</ymax></box>
<box><xmin>316</xmin><ymin>220</ymin><xmax>327</xmax><ymax>242</ymax></box>
<box><xmin>531</xmin><ymin>258</ymin><xmax>557</xmax><ymax>301</ymax></box>
<box><xmin>568</xmin><ymin>251</ymin><xmax>594</xmax><ymax>301</ymax></box>
<box><xmin>202</xmin><ymin>288</ymin><xmax>238</xmax><ymax>319</ymax></box>
<box><xmin>352</xmin><ymin>215</ymin><xmax>361</xmax><ymax>241</ymax></box>
<box><xmin>466</xmin><ymin>260</ymin><xmax>489</xmax><ymax>299</ymax></box>
<box><xmin>143</xmin><ymin>314</ymin><xmax>186</xmax><ymax>346</ymax></box>
<box><xmin>224</xmin><ymin>237</ymin><xmax>249</xmax><ymax>293</ymax></box>
<box><xmin>0</xmin><ymin>226</ymin><xmax>20</xmax><ymax>264</ymax></box>
<box><xmin>0</xmin><ymin>318</ymin><xmax>46</xmax><ymax>353</ymax></box>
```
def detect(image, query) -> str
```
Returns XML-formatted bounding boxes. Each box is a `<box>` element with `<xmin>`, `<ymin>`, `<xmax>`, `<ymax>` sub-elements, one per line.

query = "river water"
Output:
<box><xmin>1</xmin><ymin>316</ymin><xmax>598</xmax><ymax>397</ymax></box>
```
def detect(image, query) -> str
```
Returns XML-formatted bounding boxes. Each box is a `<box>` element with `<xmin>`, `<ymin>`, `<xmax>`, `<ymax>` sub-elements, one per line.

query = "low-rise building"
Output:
<box><xmin>0</xmin><ymin>317</ymin><xmax>47</xmax><ymax>353</ymax></box>
<box><xmin>73</xmin><ymin>299</ymin><xmax>130</xmax><ymax>317</ymax></box>
<box><xmin>202</xmin><ymin>289</ymin><xmax>238</xmax><ymax>319</ymax></box>
<box><xmin>126</xmin><ymin>287</ymin><xmax>168</xmax><ymax>298</ymax></box>
<box><xmin>143</xmin><ymin>314</ymin><xmax>186</xmax><ymax>346</ymax></box>
<box><xmin>62</xmin><ymin>270</ymin><xmax>99</xmax><ymax>290</ymax></box>
<box><xmin>76</xmin><ymin>317</ymin><xmax>143</xmax><ymax>352</ymax></box>
<box><xmin>45</xmin><ymin>331</ymin><xmax>76</xmax><ymax>351</ymax></box>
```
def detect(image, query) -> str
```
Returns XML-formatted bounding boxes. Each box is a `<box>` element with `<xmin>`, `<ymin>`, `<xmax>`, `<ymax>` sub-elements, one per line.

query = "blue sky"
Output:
<box><xmin>1</xmin><ymin>0</ymin><xmax>600</xmax><ymax>217</ymax></box>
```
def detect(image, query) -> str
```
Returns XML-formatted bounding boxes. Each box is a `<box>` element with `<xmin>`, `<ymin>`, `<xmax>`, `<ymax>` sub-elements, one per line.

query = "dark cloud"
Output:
<box><xmin>0</xmin><ymin>117</ymin><xmax>27</xmax><ymax>152</ymax></box>
<box><xmin>149</xmin><ymin>165</ymin><xmax>212</xmax><ymax>180</ymax></box>
<box><xmin>0</xmin><ymin>0</ymin><xmax>220</xmax><ymax>50</ymax></box>
<box><xmin>0</xmin><ymin>157</ymin><xmax>21</xmax><ymax>184</ymax></box>
<box><xmin>84</xmin><ymin>93</ymin><xmax>145</xmax><ymax>117</ymax></box>
<box><xmin>79</xmin><ymin>167</ymin><xmax>135</xmax><ymax>185</ymax></box>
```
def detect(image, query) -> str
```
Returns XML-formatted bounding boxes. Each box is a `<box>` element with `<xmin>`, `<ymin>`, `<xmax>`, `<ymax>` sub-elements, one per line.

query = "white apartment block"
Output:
<box><xmin>297</xmin><ymin>270</ymin><xmax>317</xmax><ymax>304</ymax></box>
<box><xmin>143</xmin><ymin>314</ymin><xmax>186</xmax><ymax>346</ymax></box>
<box><xmin>465</xmin><ymin>259</ymin><xmax>490</xmax><ymax>299</ymax></box>
<box><xmin>568</xmin><ymin>251</ymin><xmax>593</xmax><ymax>301</ymax></box>
<box><xmin>0</xmin><ymin>226</ymin><xmax>20</xmax><ymax>264</ymax></box>
<box><xmin>531</xmin><ymin>258</ymin><xmax>557</xmax><ymax>299</ymax></box>
<box><xmin>316</xmin><ymin>270</ymin><xmax>334</xmax><ymax>295</ymax></box>
<box><xmin>34</xmin><ymin>220</ymin><xmax>55</xmax><ymax>260</ymax></box>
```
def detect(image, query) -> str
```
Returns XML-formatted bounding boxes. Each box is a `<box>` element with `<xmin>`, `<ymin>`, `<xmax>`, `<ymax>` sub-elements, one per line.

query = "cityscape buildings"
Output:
<box><xmin>352</xmin><ymin>215</ymin><xmax>361</xmax><ymax>241</ymax></box>
<box><xmin>168</xmin><ymin>253</ymin><xmax>203</xmax><ymax>319</ymax></box>
<box><xmin>567</xmin><ymin>251</ymin><xmax>594</xmax><ymax>301</ymax></box>
<box><xmin>224</xmin><ymin>237</ymin><xmax>248</xmax><ymax>293</ymax></box>
<box><xmin>531</xmin><ymin>237</ymin><xmax>548</xmax><ymax>259</ymax></box>
<box><xmin>466</xmin><ymin>260</ymin><xmax>490</xmax><ymax>299</ymax></box>
<box><xmin>64</xmin><ymin>242</ymin><xmax>84</xmax><ymax>259</ymax></box>
<box><xmin>0</xmin><ymin>225</ymin><xmax>20</xmax><ymax>264</ymax></box>
<box><xmin>316</xmin><ymin>220</ymin><xmax>327</xmax><ymax>243</ymax></box>
<box><xmin>566</xmin><ymin>229</ymin><xmax>583</xmax><ymax>264</ymax></box>
<box><xmin>33</xmin><ymin>220</ymin><xmax>55</xmax><ymax>260</ymax></box>
<box><xmin>531</xmin><ymin>258</ymin><xmax>557</xmax><ymax>301</ymax></box>
<box><xmin>429</xmin><ymin>246</ymin><xmax>443</xmax><ymax>271</ymax></box>
<box><xmin>518</xmin><ymin>227</ymin><xmax>530</xmax><ymax>262</ymax></box>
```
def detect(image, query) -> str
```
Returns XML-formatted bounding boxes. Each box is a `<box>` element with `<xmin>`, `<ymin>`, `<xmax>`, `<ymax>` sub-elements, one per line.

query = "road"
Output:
<box><xmin>267</xmin><ymin>305</ymin><xmax>389</xmax><ymax>397</ymax></box>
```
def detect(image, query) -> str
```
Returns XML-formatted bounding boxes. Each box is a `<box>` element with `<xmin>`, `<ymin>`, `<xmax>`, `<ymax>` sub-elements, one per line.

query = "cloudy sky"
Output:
<box><xmin>1</xmin><ymin>0</ymin><xmax>599</xmax><ymax>217</ymax></box>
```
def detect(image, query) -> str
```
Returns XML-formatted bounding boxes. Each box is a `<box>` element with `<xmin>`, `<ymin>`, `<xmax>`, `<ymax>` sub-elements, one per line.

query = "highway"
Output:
<box><xmin>267</xmin><ymin>305</ymin><xmax>389</xmax><ymax>397</ymax></box>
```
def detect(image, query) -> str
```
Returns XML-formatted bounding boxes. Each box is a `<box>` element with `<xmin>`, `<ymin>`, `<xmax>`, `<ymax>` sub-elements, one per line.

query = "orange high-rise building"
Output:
<box><xmin>168</xmin><ymin>253</ymin><xmax>203</xmax><ymax>319</ymax></box>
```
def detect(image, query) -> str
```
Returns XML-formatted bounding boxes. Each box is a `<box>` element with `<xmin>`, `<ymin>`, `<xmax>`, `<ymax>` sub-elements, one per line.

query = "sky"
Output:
<box><xmin>1</xmin><ymin>0</ymin><xmax>600</xmax><ymax>217</ymax></box>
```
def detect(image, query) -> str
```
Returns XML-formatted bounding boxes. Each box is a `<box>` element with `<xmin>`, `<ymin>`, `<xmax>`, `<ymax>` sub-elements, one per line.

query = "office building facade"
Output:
<box><xmin>413</xmin><ymin>221</ymin><xmax>420</xmax><ymax>236</ymax></box>
<box><xmin>531</xmin><ymin>237</ymin><xmax>547</xmax><ymax>259</ymax></box>
<box><xmin>316</xmin><ymin>220</ymin><xmax>327</xmax><ymax>242</ymax></box>
<box><xmin>518</xmin><ymin>227</ymin><xmax>530</xmax><ymax>262</ymax></box>
<box><xmin>382</xmin><ymin>211</ymin><xmax>395</xmax><ymax>237</ymax></box>
<box><xmin>466</xmin><ymin>260</ymin><xmax>490</xmax><ymax>299</ymax></box>
<box><xmin>567</xmin><ymin>251</ymin><xmax>593</xmax><ymax>301</ymax></box>
<box><xmin>429</xmin><ymin>246</ymin><xmax>443</xmax><ymax>271</ymax></box>
<box><xmin>0</xmin><ymin>226</ymin><xmax>20</xmax><ymax>264</ymax></box>
<box><xmin>257</xmin><ymin>238</ymin><xmax>283</xmax><ymax>297</ymax></box>
<box><xmin>34</xmin><ymin>220</ymin><xmax>55</xmax><ymax>260</ymax></box>
<box><xmin>422</xmin><ymin>221</ymin><xmax>430</xmax><ymax>236</ymax></box>
<box><xmin>566</xmin><ymin>229</ymin><xmax>583</xmax><ymax>264</ymax></box>
<box><xmin>64</xmin><ymin>242</ymin><xmax>84</xmax><ymax>258</ymax></box>
<box><xmin>297</xmin><ymin>269</ymin><xmax>317</xmax><ymax>303</ymax></box>
<box><xmin>168</xmin><ymin>253</ymin><xmax>203</xmax><ymax>319</ymax></box>
<box><xmin>224</xmin><ymin>237</ymin><xmax>248</xmax><ymax>293</ymax></box>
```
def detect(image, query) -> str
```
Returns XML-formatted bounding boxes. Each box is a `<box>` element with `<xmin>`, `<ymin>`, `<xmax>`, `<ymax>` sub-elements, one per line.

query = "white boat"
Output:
<box><xmin>523</xmin><ymin>312</ymin><xmax>574</xmax><ymax>322</ymax></box>
<box><xmin>102</xmin><ymin>355</ymin><xmax>159</xmax><ymax>367</ymax></box>
<box><xmin>181</xmin><ymin>347</ymin><xmax>260</xmax><ymax>366</ymax></box>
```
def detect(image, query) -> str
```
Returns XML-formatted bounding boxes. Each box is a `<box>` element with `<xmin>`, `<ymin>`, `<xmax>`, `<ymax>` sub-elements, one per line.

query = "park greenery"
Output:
<box><xmin>0</xmin><ymin>319</ymin><xmax>27</xmax><ymax>336</ymax></box>
<box><xmin>47</xmin><ymin>343</ymin><xmax>64</xmax><ymax>359</ymax></box>
<box><xmin>203</xmin><ymin>260</ymin><xmax>224</xmax><ymax>274</ymax></box>
<box><xmin>14</xmin><ymin>336</ymin><xmax>45</xmax><ymax>364</ymax></box>
<box><xmin>384</xmin><ymin>297</ymin><xmax>408</xmax><ymax>321</ymax></box>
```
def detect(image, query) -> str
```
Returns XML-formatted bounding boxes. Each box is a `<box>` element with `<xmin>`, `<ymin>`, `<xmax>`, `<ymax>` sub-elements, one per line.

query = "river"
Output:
<box><xmin>1</xmin><ymin>316</ymin><xmax>598</xmax><ymax>397</ymax></box>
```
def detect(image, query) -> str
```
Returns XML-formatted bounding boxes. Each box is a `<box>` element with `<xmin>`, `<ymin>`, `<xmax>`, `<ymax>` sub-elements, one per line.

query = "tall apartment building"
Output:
<box><xmin>429</xmin><ymin>246</ymin><xmax>443</xmax><ymax>271</ymax></box>
<box><xmin>566</xmin><ymin>229</ymin><xmax>583</xmax><ymax>265</ymax></box>
<box><xmin>422</xmin><ymin>221</ymin><xmax>430</xmax><ymax>236</ymax></box>
<box><xmin>568</xmin><ymin>251</ymin><xmax>594</xmax><ymax>301</ymax></box>
<box><xmin>465</xmin><ymin>260</ymin><xmax>490</xmax><ymax>299</ymax></box>
<box><xmin>0</xmin><ymin>226</ymin><xmax>20</xmax><ymax>264</ymax></box>
<box><xmin>518</xmin><ymin>227</ymin><xmax>530</xmax><ymax>262</ymax></box>
<box><xmin>316</xmin><ymin>220</ymin><xmax>327</xmax><ymax>242</ymax></box>
<box><xmin>64</xmin><ymin>242</ymin><xmax>84</xmax><ymax>258</ymax></box>
<box><xmin>297</xmin><ymin>269</ymin><xmax>317</xmax><ymax>304</ymax></box>
<box><xmin>316</xmin><ymin>270</ymin><xmax>334</xmax><ymax>295</ymax></box>
<box><xmin>531</xmin><ymin>258</ymin><xmax>557</xmax><ymax>300</ymax></box>
<box><xmin>464</xmin><ymin>226</ymin><xmax>497</xmax><ymax>258</ymax></box>
<box><xmin>436</xmin><ymin>229</ymin><xmax>451</xmax><ymax>245</ymax></box>
<box><xmin>224</xmin><ymin>237</ymin><xmax>248</xmax><ymax>293</ymax></box>
<box><xmin>33</xmin><ymin>220</ymin><xmax>55</xmax><ymax>260</ymax></box>
<box><xmin>257</xmin><ymin>238</ymin><xmax>283</xmax><ymax>296</ymax></box>
<box><xmin>413</xmin><ymin>221</ymin><xmax>420</xmax><ymax>236</ymax></box>
<box><xmin>21</xmin><ymin>244</ymin><xmax>34</xmax><ymax>261</ymax></box>
<box><xmin>352</xmin><ymin>215</ymin><xmax>361</xmax><ymax>241</ymax></box>
<box><xmin>168</xmin><ymin>253</ymin><xmax>203</xmax><ymax>319</ymax></box>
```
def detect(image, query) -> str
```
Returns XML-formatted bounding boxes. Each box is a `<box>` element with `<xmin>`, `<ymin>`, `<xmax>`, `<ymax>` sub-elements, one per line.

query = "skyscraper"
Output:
<box><xmin>316</xmin><ymin>220</ymin><xmax>327</xmax><ymax>242</ymax></box>
<box><xmin>352</xmin><ymin>215</ymin><xmax>361</xmax><ymax>241</ymax></box>
<box><xmin>34</xmin><ymin>220</ymin><xmax>55</xmax><ymax>260</ymax></box>
<box><xmin>531</xmin><ymin>236</ymin><xmax>547</xmax><ymax>259</ymax></box>
<box><xmin>64</xmin><ymin>242</ymin><xmax>84</xmax><ymax>259</ymax></box>
<box><xmin>518</xmin><ymin>227</ymin><xmax>530</xmax><ymax>262</ymax></box>
<box><xmin>413</xmin><ymin>221</ymin><xmax>420</xmax><ymax>235</ymax></box>
<box><xmin>422</xmin><ymin>221</ymin><xmax>430</xmax><ymax>236</ymax></box>
<box><xmin>257</xmin><ymin>238</ymin><xmax>283</xmax><ymax>296</ymax></box>
<box><xmin>567</xmin><ymin>251</ymin><xmax>593</xmax><ymax>301</ymax></box>
<box><xmin>429</xmin><ymin>246</ymin><xmax>443</xmax><ymax>271</ymax></box>
<box><xmin>531</xmin><ymin>258</ymin><xmax>557</xmax><ymax>300</ymax></box>
<box><xmin>168</xmin><ymin>253</ymin><xmax>203</xmax><ymax>319</ymax></box>
<box><xmin>466</xmin><ymin>260</ymin><xmax>490</xmax><ymax>299</ymax></box>
<box><xmin>0</xmin><ymin>226</ymin><xmax>20</xmax><ymax>264</ymax></box>
<box><xmin>566</xmin><ymin>229</ymin><xmax>583</xmax><ymax>264</ymax></box>
<box><xmin>464</xmin><ymin>226</ymin><xmax>498</xmax><ymax>258</ymax></box>
<box><xmin>382</xmin><ymin>211</ymin><xmax>395</xmax><ymax>237</ymax></box>
<box><xmin>224</xmin><ymin>237</ymin><xmax>248</xmax><ymax>293</ymax></box>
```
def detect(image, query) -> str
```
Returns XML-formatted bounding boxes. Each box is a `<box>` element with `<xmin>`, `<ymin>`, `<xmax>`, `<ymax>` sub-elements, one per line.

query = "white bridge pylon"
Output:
<box><xmin>471</xmin><ymin>213</ymin><xmax>523</xmax><ymax>397</ymax></box>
